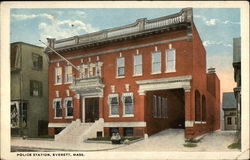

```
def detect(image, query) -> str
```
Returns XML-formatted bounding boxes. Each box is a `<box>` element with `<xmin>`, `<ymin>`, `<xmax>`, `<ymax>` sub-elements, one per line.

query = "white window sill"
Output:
<box><xmin>109</xmin><ymin>115</ymin><xmax>120</xmax><ymax>118</ymax></box>
<box><xmin>165</xmin><ymin>70</ymin><xmax>176</xmax><ymax>73</ymax></box>
<box><xmin>65</xmin><ymin>116</ymin><xmax>73</xmax><ymax>119</ymax></box>
<box><xmin>194</xmin><ymin>121</ymin><xmax>206</xmax><ymax>124</ymax></box>
<box><xmin>54</xmin><ymin>117</ymin><xmax>63</xmax><ymax>119</ymax></box>
<box><xmin>54</xmin><ymin>83</ymin><xmax>62</xmax><ymax>86</ymax></box>
<box><xmin>64</xmin><ymin>82</ymin><xmax>73</xmax><ymax>84</ymax></box>
<box><xmin>151</xmin><ymin>72</ymin><xmax>162</xmax><ymax>75</ymax></box>
<box><xmin>116</xmin><ymin>76</ymin><xmax>125</xmax><ymax>79</ymax></box>
<box><xmin>133</xmin><ymin>74</ymin><xmax>142</xmax><ymax>77</ymax></box>
<box><xmin>122</xmin><ymin>114</ymin><xmax>134</xmax><ymax>117</ymax></box>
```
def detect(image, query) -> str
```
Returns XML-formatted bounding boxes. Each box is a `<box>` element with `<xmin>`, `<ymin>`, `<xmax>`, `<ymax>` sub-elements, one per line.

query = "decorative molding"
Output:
<box><xmin>55</xmin><ymin>91</ymin><xmax>59</xmax><ymax>97</ymax></box>
<box><xmin>66</xmin><ymin>90</ymin><xmax>70</xmax><ymax>97</ymax></box>
<box><xmin>111</xmin><ymin>85</ymin><xmax>115</xmax><ymax>93</ymax></box>
<box><xmin>49</xmin><ymin>36</ymin><xmax>188</xmax><ymax>63</ymax></box>
<box><xmin>136</xmin><ymin>75</ymin><xmax>192</xmax><ymax>95</ymax></box>
<box><xmin>125</xmin><ymin>84</ymin><xmax>130</xmax><ymax>92</ymax></box>
<box><xmin>74</xmin><ymin>94</ymin><xmax>80</xmax><ymax>99</ymax></box>
<box><xmin>104</xmin><ymin>121</ymin><xmax>146</xmax><ymax>127</ymax></box>
<box><xmin>185</xmin><ymin>120</ymin><xmax>194</xmax><ymax>127</ymax></box>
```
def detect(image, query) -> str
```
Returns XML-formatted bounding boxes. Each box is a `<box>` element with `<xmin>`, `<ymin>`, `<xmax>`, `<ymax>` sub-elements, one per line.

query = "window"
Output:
<box><xmin>235</xmin><ymin>117</ymin><xmax>237</xmax><ymax>125</ymax></box>
<box><xmin>195</xmin><ymin>90</ymin><xmax>201</xmax><ymax>121</ymax></box>
<box><xmin>109</xmin><ymin>127</ymin><xmax>119</xmax><ymax>136</ymax></box>
<box><xmin>158</xmin><ymin>96</ymin><xmax>162</xmax><ymax>117</ymax></box>
<box><xmin>122</xmin><ymin>93</ymin><xmax>134</xmax><ymax>116</ymax></box>
<box><xmin>152</xmin><ymin>51</ymin><xmax>161</xmax><ymax>73</ymax></box>
<box><xmin>133</xmin><ymin>54</ymin><xmax>142</xmax><ymax>76</ymax></box>
<box><xmin>21</xmin><ymin>103</ymin><xmax>28</xmax><ymax>128</ymax></box>
<box><xmin>152</xmin><ymin>95</ymin><xmax>157</xmax><ymax>118</ymax></box>
<box><xmin>30</xmin><ymin>80</ymin><xmax>43</xmax><ymax>97</ymax></box>
<box><xmin>117</xmin><ymin>57</ymin><xmax>125</xmax><ymax>77</ymax></box>
<box><xmin>32</xmin><ymin>53</ymin><xmax>43</xmax><ymax>70</ymax></box>
<box><xmin>165</xmin><ymin>49</ymin><xmax>176</xmax><ymax>72</ymax></box>
<box><xmin>55</xmin><ymin>67</ymin><xmax>62</xmax><ymax>84</ymax></box>
<box><xmin>162</xmin><ymin>98</ymin><xmax>168</xmax><ymax>118</ymax></box>
<box><xmin>227</xmin><ymin>117</ymin><xmax>232</xmax><ymax>125</ymax></box>
<box><xmin>124</xmin><ymin>127</ymin><xmax>133</xmax><ymax>137</ymax></box>
<box><xmin>65</xmin><ymin>65</ymin><xmax>73</xmax><ymax>83</ymax></box>
<box><xmin>64</xmin><ymin>97</ymin><xmax>73</xmax><ymax>117</ymax></box>
<box><xmin>108</xmin><ymin>94</ymin><xmax>119</xmax><ymax>116</ymax></box>
<box><xmin>53</xmin><ymin>98</ymin><xmax>62</xmax><ymax>118</ymax></box>
<box><xmin>202</xmin><ymin>95</ymin><xmax>206</xmax><ymax>121</ymax></box>
<box><xmin>153</xmin><ymin>95</ymin><xmax>168</xmax><ymax>118</ymax></box>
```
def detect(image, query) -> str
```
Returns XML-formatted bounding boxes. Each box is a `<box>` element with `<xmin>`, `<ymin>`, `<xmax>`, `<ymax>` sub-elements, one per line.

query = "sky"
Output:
<box><xmin>10</xmin><ymin>8</ymin><xmax>240</xmax><ymax>95</ymax></box>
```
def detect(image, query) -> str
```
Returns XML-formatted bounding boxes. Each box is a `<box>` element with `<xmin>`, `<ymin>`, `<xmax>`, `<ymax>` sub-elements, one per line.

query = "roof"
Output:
<box><xmin>222</xmin><ymin>92</ymin><xmax>236</xmax><ymax>109</ymax></box>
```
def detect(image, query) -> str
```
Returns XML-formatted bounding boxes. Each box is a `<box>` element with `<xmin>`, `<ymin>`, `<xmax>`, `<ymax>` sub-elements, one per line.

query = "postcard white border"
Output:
<box><xmin>1</xmin><ymin>1</ymin><xmax>249</xmax><ymax>160</ymax></box>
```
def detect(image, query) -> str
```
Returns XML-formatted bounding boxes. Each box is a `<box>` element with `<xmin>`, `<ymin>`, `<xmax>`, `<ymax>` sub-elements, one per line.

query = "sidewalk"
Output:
<box><xmin>11</xmin><ymin>137</ymin><xmax>126</xmax><ymax>152</ymax></box>
<box><xmin>11</xmin><ymin>129</ymin><xmax>239</xmax><ymax>152</ymax></box>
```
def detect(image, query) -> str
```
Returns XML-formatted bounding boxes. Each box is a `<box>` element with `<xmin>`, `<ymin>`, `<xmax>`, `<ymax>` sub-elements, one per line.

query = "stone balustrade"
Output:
<box><xmin>46</xmin><ymin>8</ymin><xmax>192</xmax><ymax>50</ymax></box>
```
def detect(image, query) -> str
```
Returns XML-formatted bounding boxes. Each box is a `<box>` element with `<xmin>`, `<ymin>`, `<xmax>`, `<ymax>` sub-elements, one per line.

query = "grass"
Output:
<box><xmin>28</xmin><ymin>135</ymin><xmax>54</xmax><ymax>139</ymax></box>
<box><xmin>87</xmin><ymin>136</ymin><xmax>141</xmax><ymax>142</ymax></box>
<box><xmin>183</xmin><ymin>143</ymin><xmax>197</xmax><ymax>147</ymax></box>
<box><xmin>228</xmin><ymin>141</ymin><xmax>241</xmax><ymax>149</ymax></box>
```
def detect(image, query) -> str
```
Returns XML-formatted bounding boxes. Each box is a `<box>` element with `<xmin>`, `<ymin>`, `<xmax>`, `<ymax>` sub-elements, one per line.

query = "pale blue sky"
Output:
<box><xmin>10</xmin><ymin>8</ymin><xmax>240</xmax><ymax>93</ymax></box>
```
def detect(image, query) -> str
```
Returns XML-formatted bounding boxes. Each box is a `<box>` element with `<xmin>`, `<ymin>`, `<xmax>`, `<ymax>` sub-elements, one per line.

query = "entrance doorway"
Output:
<box><xmin>85</xmin><ymin>98</ymin><xmax>99</xmax><ymax>122</ymax></box>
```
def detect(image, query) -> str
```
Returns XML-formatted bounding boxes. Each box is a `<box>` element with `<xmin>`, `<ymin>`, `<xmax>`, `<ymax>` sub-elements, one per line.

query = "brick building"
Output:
<box><xmin>45</xmin><ymin>8</ymin><xmax>220</xmax><ymax>141</ymax></box>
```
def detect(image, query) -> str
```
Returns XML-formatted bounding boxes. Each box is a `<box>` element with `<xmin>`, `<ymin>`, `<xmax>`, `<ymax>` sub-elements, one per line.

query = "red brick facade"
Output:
<box><xmin>46</xmin><ymin>8</ymin><xmax>220</xmax><ymax>138</ymax></box>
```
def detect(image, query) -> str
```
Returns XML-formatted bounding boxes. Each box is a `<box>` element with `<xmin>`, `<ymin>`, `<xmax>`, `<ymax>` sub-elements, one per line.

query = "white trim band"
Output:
<box><xmin>104</xmin><ymin>121</ymin><xmax>146</xmax><ymax>127</ymax></box>
<box><xmin>185</xmin><ymin>120</ymin><xmax>194</xmax><ymax>127</ymax></box>
<box><xmin>48</xmin><ymin>123</ymin><xmax>70</xmax><ymax>128</ymax></box>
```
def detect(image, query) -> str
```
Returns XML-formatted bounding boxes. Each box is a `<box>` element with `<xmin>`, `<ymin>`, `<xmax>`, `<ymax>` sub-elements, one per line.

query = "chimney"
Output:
<box><xmin>208</xmin><ymin>67</ymin><xmax>216</xmax><ymax>74</ymax></box>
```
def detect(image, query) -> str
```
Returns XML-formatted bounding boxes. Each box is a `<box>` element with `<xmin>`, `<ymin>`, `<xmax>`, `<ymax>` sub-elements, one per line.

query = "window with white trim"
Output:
<box><xmin>151</xmin><ymin>51</ymin><xmax>161</xmax><ymax>73</ymax></box>
<box><xmin>166</xmin><ymin>49</ymin><xmax>176</xmax><ymax>72</ymax></box>
<box><xmin>117</xmin><ymin>57</ymin><xmax>125</xmax><ymax>77</ymax></box>
<box><xmin>64</xmin><ymin>97</ymin><xmax>73</xmax><ymax>117</ymax></box>
<box><xmin>122</xmin><ymin>93</ymin><xmax>134</xmax><ymax>116</ymax></box>
<box><xmin>108</xmin><ymin>94</ymin><xmax>119</xmax><ymax>116</ymax></box>
<box><xmin>133</xmin><ymin>54</ymin><xmax>142</xmax><ymax>76</ymax></box>
<box><xmin>55</xmin><ymin>67</ymin><xmax>62</xmax><ymax>84</ymax></box>
<box><xmin>53</xmin><ymin>98</ymin><xmax>62</xmax><ymax>118</ymax></box>
<box><xmin>65</xmin><ymin>65</ymin><xmax>73</xmax><ymax>83</ymax></box>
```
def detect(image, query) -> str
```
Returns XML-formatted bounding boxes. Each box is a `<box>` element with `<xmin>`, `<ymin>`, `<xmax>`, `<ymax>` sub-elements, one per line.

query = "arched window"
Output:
<box><xmin>195</xmin><ymin>90</ymin><xmax>201</xmax><ymax>121</ymax></box>
<box><xmin>202</xmin><ymin>95</ymin><xmax>206</xmax><ymax>121</ymax></box>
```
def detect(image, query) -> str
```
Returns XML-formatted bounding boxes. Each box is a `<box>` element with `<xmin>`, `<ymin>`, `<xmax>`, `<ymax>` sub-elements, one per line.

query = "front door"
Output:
<box><xmin>85</xmin><ymin>98</ymin><xmax>99</xmax><ymax>122</ymax></box>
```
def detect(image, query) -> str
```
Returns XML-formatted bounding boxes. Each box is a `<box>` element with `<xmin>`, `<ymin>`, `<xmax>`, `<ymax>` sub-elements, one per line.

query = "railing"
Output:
<box><xmin>47</xmin><ymin>8</ymin><xmax>192</xmax><ymax>49</ymax></box>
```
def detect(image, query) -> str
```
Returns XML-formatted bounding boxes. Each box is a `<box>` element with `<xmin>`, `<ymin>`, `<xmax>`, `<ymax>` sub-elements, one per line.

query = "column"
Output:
<box><xmin>99</xmin><ymin>96</ymin><xmax>104</xmax><ymax>119</ymax></box>
<box><xmin>82</xmin><ymin>97</ymin><xmax>85</xmax><ymax>123</ymax></box>
<box><xmin>183</xmin><ymin>85</ymin><xmax>194</xmax><ymax>128</ymax></box>
<box><xmin>74</xmin><ymin>94</ymin><xmax>81</xmax><ymax>120</ymax></box>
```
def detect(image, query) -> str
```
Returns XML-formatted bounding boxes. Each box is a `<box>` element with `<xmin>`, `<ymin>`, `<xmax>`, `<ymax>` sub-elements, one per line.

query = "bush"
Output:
<box><xmin>183</xmin><ymin>143</ymin><xmax>197</xmax><ymax>147</ymax></box>
<box><xmin>228</xmin><ymin>141</ymin><xmax>241</xmax><ymax>149</ymax></box>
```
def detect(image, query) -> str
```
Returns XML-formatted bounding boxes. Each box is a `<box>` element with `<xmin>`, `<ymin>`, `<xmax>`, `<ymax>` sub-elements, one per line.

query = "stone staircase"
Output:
<box><xmin>55</xmin><ymin>118</ymin><xmax>104</xmax><ymax>144</ymax></box>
